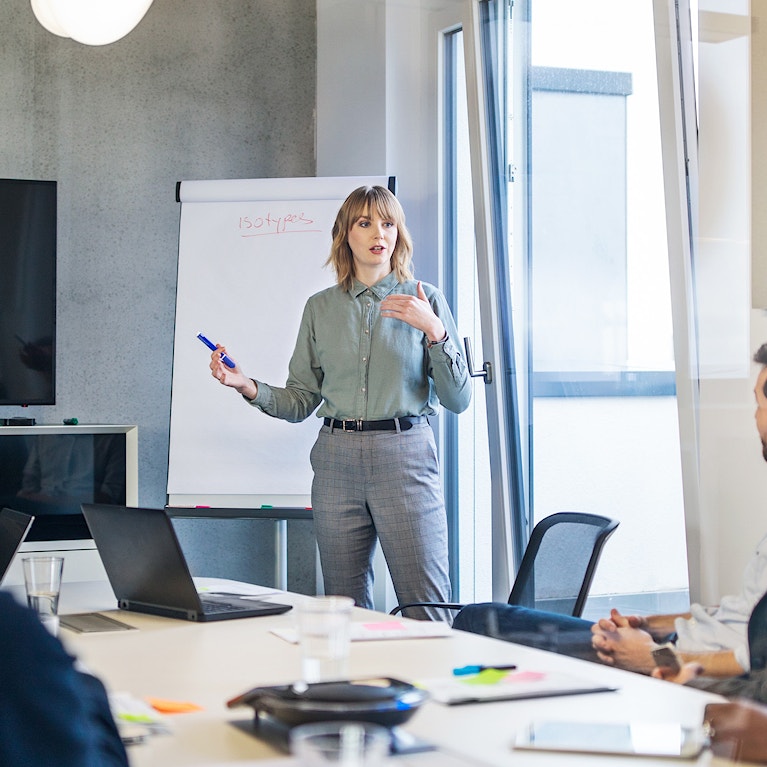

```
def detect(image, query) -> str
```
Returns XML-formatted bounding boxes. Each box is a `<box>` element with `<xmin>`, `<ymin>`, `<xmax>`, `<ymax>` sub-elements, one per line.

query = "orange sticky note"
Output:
<box><xmin>145</xmin><ymin>697</ymin><xmax>203</xmax><ymax>714</ymax></box>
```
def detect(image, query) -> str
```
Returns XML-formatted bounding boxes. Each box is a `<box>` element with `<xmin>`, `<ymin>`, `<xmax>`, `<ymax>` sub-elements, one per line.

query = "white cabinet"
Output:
<box><xmin>4</xmin><ymin>540</ymin><xmax>108</xmax><ymax>587</ymax></box>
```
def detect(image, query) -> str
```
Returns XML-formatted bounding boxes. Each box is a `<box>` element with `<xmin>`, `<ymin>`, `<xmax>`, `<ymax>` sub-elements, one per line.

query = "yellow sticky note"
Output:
<box><xmin>462</xmin><ymin>668</ymin><xmax>508</xmax><ymax>685</ymax></box>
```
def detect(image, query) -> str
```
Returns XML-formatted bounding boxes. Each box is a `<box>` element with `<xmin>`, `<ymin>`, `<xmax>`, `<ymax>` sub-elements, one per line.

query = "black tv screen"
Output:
<box><xmin>0</xmin><ymin>432</ymin><xmax>127</xmax><ymax>541</ymax></box>
<box><xmin>0</xmin><ymin>179</ymin><xmax>56</xmax><ymax>405</ymax></box>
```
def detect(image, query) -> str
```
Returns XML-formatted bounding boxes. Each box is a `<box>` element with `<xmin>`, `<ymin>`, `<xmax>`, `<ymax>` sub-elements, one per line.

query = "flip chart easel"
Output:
<box><xmin>167</xmin><ymin>175</ymin><xmax>394</xmax><ymax>508</ymax></box>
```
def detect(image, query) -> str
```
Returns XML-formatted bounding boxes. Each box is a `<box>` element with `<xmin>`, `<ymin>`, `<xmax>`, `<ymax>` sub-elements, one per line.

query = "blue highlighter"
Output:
<box><xmin>197</xmin><ymin>333</ymin><xmax>236</xmax><ymax>368</ymax></box>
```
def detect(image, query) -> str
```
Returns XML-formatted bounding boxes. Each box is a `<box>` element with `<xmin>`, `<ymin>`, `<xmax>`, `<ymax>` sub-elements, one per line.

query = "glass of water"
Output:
<box><xmin>295</xmin><ymin>596</ymin><xmax>354</xmax><ymax>683</ymax></box>
<box><xmin>22</xmin><ymin>556</ymin><xmax>64</xmax><ymax>635</ymax></box>
<box><xmin>290</xmin><ymin>721</ymin><xmax>391</xmax><ymax>766</ymax></box>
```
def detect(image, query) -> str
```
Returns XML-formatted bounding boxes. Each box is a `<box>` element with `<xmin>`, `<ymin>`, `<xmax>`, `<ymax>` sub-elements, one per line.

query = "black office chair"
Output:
<box><xmin>390</xmin><ymin>511</ymin><xmax>619</xmax><ymax>619</ymax></box>
<box><xmin>748</xmin><ymin>590</ymin><xmax>767</xmax><ymax>672</ymax></box>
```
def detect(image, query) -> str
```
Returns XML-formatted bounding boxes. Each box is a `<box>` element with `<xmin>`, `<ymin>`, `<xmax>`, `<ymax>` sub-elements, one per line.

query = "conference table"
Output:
<box><xmin>50</xmin><ymin>580</ymin><xmax>741</xmax><ymax>766</ymax></box>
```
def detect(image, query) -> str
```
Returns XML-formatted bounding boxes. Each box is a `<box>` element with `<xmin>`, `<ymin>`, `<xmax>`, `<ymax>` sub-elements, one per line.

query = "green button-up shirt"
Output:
<box><xmin>250</xmin><ymin>272</ymin><xmax>471</xmax><ymax>422</ymax></box>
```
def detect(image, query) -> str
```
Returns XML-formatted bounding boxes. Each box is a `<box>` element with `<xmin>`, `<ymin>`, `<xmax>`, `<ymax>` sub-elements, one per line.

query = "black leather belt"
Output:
<box><xmin>323</xmin><ymin>416</ymin><xmax>426</xmax><ymax>432</ymax></box>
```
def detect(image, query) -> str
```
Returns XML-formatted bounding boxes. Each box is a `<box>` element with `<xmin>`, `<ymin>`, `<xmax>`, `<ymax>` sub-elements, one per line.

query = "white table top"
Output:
<box><xmin>42</xmin><ymin>581</ymin><xmax>743</xmax><ymax>766</ymax></box>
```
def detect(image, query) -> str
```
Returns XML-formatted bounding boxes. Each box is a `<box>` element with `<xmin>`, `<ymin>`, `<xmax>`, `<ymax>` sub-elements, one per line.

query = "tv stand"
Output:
<box><xmin>0</xmin><ymin>424</ymin><xmax>137</xmax><ymax>586</ymax></box>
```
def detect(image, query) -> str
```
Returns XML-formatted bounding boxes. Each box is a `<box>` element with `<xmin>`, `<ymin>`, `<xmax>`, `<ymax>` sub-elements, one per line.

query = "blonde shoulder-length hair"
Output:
<box><xmin>326</xmin><ymin>185</ymin><xmax>414</xmax><ymax>291</ymax></box>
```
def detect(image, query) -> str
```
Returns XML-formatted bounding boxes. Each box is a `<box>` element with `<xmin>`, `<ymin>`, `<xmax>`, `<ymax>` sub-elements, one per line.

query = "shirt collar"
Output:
<box><xmin>349</xmin><ymin>271</ymin><xmax>400</xmax><ymax>300</ymax></box>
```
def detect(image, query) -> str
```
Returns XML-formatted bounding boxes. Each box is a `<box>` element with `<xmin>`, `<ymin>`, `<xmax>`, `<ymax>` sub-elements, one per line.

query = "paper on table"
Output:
<box><xmin>419</xmin><ymin>668</ymin><xmax>617</xmax><ymax>705</ymax></box>
<box><xmin>270</xmin><ymin>619</ymin><xmax>453</xmax><ymax>644</ymax></box>
<box><xmin>193</xmin><ymin>577</ymin><xmax>282</xmax><ymax>597</ymax></box>
<box><xmin>109</xmin><ymin>692</ymin><xmax>171</xmax><ymax>734</ymax></box>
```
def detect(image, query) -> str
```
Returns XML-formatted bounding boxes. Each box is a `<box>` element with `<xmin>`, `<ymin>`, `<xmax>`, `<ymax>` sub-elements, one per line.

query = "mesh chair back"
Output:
<box><xmin>507</xmin><ymin>512</ymin><xmax>619</xmax><ymax>617</ymax></box>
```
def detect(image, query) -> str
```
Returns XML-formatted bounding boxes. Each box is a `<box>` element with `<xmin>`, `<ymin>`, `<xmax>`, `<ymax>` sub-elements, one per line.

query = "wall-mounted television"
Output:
<box><xmin>0</xmin><ymin>179</ymin><xmax>57</xmax><ymax>406</ymax></box>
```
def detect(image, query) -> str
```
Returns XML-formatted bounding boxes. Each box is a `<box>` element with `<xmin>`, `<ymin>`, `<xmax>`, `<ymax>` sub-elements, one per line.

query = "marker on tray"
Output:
<box><xmin>197</xmin><ymin>333</ymin><xmax>236</xmax><ymax>368</ymax></box>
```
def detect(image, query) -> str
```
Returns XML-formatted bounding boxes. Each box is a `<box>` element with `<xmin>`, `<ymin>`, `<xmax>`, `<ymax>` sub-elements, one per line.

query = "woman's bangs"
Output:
<box><xmin>367</xmin><ymin>190</ymin><xmax>402</xmax><ymax>226</ymax></box>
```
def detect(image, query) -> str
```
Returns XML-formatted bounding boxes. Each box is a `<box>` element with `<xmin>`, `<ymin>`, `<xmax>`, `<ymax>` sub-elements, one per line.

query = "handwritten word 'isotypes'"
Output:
<box><xmin>239</xmin><ymin>212</ymin><xmax>321</xmax><ymax>237</ymax></box>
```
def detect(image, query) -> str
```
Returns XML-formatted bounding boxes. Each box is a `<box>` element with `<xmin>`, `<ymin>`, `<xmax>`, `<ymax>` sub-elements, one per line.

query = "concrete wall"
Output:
<box><xmin>0</xmin><ymin>0</ymin><xmax>316</xmax><ymax>506</ymax></box>
<box><xmin>0</xmin><ymin>0</ymin><xmax>317</xmax><ymax>586</ymax></box>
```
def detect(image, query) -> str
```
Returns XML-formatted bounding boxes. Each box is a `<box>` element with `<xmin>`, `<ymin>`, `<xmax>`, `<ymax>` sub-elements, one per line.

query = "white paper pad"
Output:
<box><xmin>419</xmin><ymin>668</ymin><xmax>617</xmax><ymax>705</ymax></box>
<box><xmin>193</xmin><ymin>577</ymin><xmax>282</xmax><ymax>598</ymax></box>
<box><xmin>109</xmin><ymin>692</ymin><xmax>170</xmax><ymax>734</ymax></box>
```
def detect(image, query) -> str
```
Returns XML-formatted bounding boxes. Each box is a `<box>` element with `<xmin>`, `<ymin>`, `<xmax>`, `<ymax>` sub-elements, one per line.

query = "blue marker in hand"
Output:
<box><xmin>197</xmin><ymin>333</ymin><xmax>236</xmax><ymax>369</ymax></box>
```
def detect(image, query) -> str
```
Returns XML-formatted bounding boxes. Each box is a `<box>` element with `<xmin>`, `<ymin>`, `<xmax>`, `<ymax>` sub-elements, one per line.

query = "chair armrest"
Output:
<box><xmin>389</xmin><ymin>602</ymin><xmax>465</xmax><ymax>616</ymax></box>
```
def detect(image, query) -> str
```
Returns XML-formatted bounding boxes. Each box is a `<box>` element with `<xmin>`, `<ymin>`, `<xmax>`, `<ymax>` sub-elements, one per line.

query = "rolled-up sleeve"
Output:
<box><xmin>425</xmin><ymin>292</ymin><xmax>472</xmax><ymax>414</ymax></box>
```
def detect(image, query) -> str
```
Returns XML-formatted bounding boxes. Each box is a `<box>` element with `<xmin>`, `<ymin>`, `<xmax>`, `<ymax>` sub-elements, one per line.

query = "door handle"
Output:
<box><xmin>463</xmin><ymin>337</ymin><xmax>492</xmax><ymax>385</ymax></box>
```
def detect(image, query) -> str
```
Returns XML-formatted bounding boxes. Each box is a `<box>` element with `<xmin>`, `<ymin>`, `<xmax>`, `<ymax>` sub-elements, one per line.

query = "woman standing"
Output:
<box><xmin>209</xmin><ymin>185</ymin><xmax>471</xmax><ymax>620</ymax></box>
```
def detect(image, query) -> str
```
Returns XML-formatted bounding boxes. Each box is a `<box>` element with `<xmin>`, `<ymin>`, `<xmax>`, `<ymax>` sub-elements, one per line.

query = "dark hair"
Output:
<box><xmin>755</xmin><ymin>344</ymin><xmax>767</xmax><ymax>397</ymax></box>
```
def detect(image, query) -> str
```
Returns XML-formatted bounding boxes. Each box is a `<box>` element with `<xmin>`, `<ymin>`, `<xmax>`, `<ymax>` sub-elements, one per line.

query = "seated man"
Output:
<box><xmin>648</xmin><ymin>589</ymin><xmax>767</xmax><ymax>703</ymax></box>
<box><xmin>0</xmin><ymin>591</ymin><xmax>128</xmax><ymax>766</ymax></box>
<box><xmin>455</xmin><ymin>522</ymin><xmax>764</xmax><ymax>673</ymax></box>
<box><xmin>455</xmin><ymin>343</ymin><xmax>767</xmax><ymax>678</ymax></box>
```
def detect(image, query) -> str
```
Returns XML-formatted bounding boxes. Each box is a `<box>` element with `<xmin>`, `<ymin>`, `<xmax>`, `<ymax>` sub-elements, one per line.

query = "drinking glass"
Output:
<box><xmin>22</xmin><ymin>555</ymin><xmax>64</xmax><ymax>635</ymax></box>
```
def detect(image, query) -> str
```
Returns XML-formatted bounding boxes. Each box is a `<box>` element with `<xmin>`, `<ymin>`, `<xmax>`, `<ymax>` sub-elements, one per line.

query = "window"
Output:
<box><xmin>448</xmin><ymin>0</ymin><xmax>694</xmax><ymax>613</ymax></box>
<box><xmin>444</xmin><ymin>27</ymin><xmax>493</xmax><ymax>601</ymax></box>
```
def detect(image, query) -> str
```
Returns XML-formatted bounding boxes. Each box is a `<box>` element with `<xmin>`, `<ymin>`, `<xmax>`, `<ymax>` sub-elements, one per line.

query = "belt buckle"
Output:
<box><xmin>342</xmin><ymin>419</ymin><xmax>361</xmax><ymax>432</ymax></box>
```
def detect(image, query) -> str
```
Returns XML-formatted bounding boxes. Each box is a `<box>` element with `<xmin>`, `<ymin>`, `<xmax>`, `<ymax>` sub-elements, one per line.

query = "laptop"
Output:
<box><xmin>0</xmin><ymin>508</ymin><xmax>35</xmax><ymax>586</ymax></box>
<box><xmin>81</xmin><ymin>503</ymin><xmax>292</xmax><ymax>622</ymax></box>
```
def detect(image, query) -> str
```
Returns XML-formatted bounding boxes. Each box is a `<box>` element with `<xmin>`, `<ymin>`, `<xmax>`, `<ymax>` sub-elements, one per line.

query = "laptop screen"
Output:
<box><xmin>0</xmin><ymin>508</ymin><xmax>34</xmax><ymax>584</ymax></box>
<box><xmin>81</xmin><ymin>503</ymin><xmax>202</xmax><ymax>612</ymax></box>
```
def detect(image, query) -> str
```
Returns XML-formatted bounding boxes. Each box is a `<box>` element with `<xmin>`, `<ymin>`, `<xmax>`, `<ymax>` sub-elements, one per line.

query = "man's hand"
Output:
<box><xmin>650</xmin><ymin>662</ymin><xmax>704</xmax><ymax>684</ymax></box>
<box><xmin>591</xmin><ymin>620</ymin><xmax>658</xmax><ymax>674</ymax></box>
<box><xmin>595</xmin><ymin>608</ymin><xmax>685</xmax><ymax>642</ymax></box>
<box><xmin>595</xmin><ymin>608</ymin><xmax>648</xmax><ymax>633</ymax></box>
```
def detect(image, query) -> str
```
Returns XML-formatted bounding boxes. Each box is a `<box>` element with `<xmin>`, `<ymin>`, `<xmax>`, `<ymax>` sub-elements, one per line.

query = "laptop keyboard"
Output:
<box><xmin>200</xmin><ymin>599</ymin><xmax>245</xmax><ymax>614</ymax></box>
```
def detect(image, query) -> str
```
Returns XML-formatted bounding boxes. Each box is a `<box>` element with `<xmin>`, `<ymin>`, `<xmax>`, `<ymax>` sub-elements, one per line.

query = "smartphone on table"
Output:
<box><xmin>652</xmin><ymin>641</ymin><xmax>682</xmax><ymax>674</ymax></box>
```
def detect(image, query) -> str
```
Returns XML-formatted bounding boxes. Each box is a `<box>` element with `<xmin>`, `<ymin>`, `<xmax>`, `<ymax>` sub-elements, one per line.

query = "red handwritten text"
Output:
<box><xmin>239</xmin><ymin>211</ymin><xmax>320</xmax><ymax>237</ymax></box>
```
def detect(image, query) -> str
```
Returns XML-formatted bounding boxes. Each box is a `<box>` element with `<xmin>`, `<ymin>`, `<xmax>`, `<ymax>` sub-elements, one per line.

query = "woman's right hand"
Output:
<box><xmin>209</xmin><ymin>346</ymin><xmax>257</xmax><ymax>399</ymax></box>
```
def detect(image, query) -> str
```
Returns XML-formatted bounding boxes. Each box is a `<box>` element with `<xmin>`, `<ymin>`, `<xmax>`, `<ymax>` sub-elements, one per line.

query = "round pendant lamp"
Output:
<box><xmin>30</xmin><ymin>0</ymin><xmax>68</xmax><ymax>37</ymax></box>
<box><xmin>31</xmin><ymin>0</ymin><xmax>154</xmax><ymax>46</ymax></box>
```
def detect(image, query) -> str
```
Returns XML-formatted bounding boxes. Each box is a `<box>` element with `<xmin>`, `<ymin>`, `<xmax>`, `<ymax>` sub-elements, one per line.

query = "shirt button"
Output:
<box><xmin>362</xmin><ymin>357</ymin><xmax>367</xmax><ymax>362</ymax></box>
<box><xmin>361</xmin><ymin>387</ymin><xmax>366</xmax><ymax>393</ymax></box>
<box><xmin>365</xmin><ymin>329</ymin><xmax>369</xmax><ymax>334</ymax></box>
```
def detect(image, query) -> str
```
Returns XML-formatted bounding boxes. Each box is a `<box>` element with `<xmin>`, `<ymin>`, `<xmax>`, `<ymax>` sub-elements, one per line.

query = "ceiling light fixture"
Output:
<box><xmin>31</xmin><ymin>0</ymin><xmax>154</xmax><ymax>46</ymax></box>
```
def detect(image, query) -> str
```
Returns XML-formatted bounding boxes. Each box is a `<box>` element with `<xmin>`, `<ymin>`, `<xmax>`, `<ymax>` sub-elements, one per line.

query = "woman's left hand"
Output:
<box><xmin>380</xmin><ymin>281</ymin><xmax>446</xmax><ymax>343</ymax></box>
